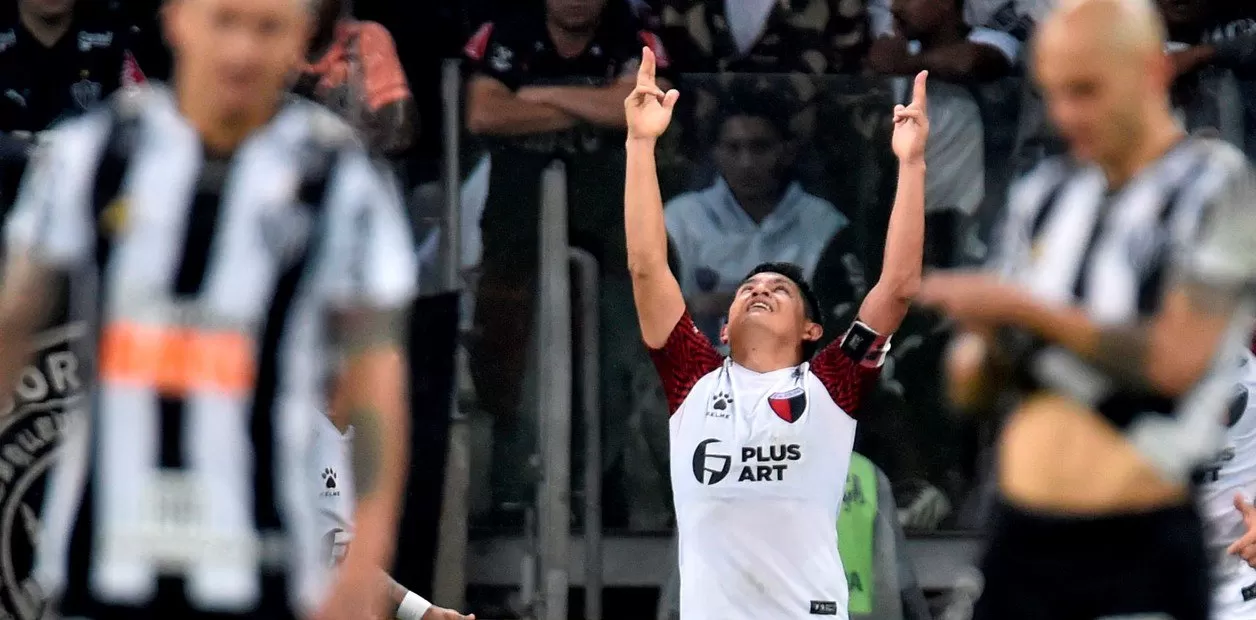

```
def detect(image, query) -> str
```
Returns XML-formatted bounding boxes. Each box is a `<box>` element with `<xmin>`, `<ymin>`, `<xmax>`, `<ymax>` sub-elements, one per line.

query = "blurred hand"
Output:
<box><xmin>917</xmin><ymin>270</ymin><xmax>1032</xmax><ymax>326</ymax></box>
<box><xmin>624</xmin><ymin>45</ymin><xmax>679</xmax><ymax>141</ymax></box>
<box><xmin>890</xmin><ymin>71</ymin><xmax>929</xmax><ymax>166</ymax></box>
<box><xmin>1227</xmin><ymin>493</ymin><xmax>1256</xmax><ymax>568</ymax></box>
<box><xmin>897</xmin><ymin>480</ymin><xmax>952</xmax><ymax>530</ymax></box>
<box><xmin>422</xmin><ymin>606</ymin><xmax>475</xmax><ymax>620</ymax></box>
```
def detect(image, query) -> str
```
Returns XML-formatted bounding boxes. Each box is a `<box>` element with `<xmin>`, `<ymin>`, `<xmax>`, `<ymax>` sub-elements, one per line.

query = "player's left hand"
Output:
<box><xmin>917</xmin><ymin>270</ymin><xmax>1033</xmax><ymax>326</ymax></box>
<box><xmin>1227</xmin><ymin>493</ymin><xmax>1256</xmax><ymax>568</ymax></box>
<box><xmin>890</xmin><ymin>70</ymin><xmax>928</xmax><ymax>166</ymax></box>
<box><xmin>422</xmin><ymin>606</ymin><xmax>476</xmax><ymax>620</ymax></box>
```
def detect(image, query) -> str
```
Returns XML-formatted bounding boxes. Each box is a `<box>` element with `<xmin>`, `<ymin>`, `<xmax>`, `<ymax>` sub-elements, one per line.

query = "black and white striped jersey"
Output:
<box><xmin>3</xmin><ymin>86</ymin><xmax>417</xmax><ymax>617</ymax></box>
<box><xmin>989</xmin><ymin>137</ymin><xmax>1256</xmax><ymax>478</ymax></box>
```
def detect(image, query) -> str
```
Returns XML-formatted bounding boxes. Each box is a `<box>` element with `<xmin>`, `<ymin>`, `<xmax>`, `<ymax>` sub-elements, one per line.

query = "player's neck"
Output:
<box><xmin>19</xmin><ymin>7</ymin><xmax>72</xmax><ymax>48</ymax></box>
<box><xmin>729</xmin><ymin>335</ymin><xmax>804</xmax><ymax>374</ymax></box>
<box><xmin>1100</xmin><ymin>114</ymin><xmax>1185</xmax><ymax>188</ymax></box>
<box><xmin>175</xmin><ymin>78</ymin><xmax>282</xmax><ymax>155</ymax></box>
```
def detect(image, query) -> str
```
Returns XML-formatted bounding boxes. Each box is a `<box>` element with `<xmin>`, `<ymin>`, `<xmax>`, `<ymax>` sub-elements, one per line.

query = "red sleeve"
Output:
<box><xmin>464</xmin><ymin>22</ymin><xmax>495</xmax><ymax>61</ymax></box>
<box><xmin>356</xmin><ymin>22</ymin><xmax>411</xmax><ymax>111</ymax></box>
<box><xmin>648</xmin><ymin>311</ymin><xmax>724</xmax><ymax>416</ymax></box>
<box><xmin>810</xmin><ymin>324</ymin><xmax>887</xmax><ymax>416</ymax></box>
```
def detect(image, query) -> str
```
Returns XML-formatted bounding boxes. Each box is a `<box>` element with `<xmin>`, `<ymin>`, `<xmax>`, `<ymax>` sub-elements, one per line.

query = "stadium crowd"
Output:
<box><xmin>3</xmin><ymin>0</ymin><xmax>1256</xmax><ymax>618</ymax></box>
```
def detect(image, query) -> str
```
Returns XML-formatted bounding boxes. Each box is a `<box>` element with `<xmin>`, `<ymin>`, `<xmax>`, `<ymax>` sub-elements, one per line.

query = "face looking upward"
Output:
<box><xmin>722</xmin><ymin>272</ymin><xmax>822</xmax><ymax>355</ymax></box>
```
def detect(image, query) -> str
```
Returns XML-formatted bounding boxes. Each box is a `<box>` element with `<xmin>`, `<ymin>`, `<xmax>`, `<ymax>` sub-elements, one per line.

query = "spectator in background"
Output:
<box><xmin>463</xmin><ymin>0</ymin><xmax>666</xmax><ymax>526</ymax></box>
<box><xmin>297</xmin><ymin>0</ymin><xmax>415</xmax><ymax>157</ymax></box>
<box><xmin>1158</xmin><ymin>0</ymin><xmax>1256</xmax><ymax>148</ymax></box>
<box><xmin>0</xmin><ymin>0</ymin><xmax>147</xmax><ymax>205</ymax></box>
<box><xmin>664</xmin><ymin>93</ymin><xmax>866</xmax><ymax>349</ymax></box>
<box><xmin>657</xmin><ymin>0</ymin><xmax>868</xmax><ymax>74</ymax></box>
<box><xmin>867</xmin><ymin>0</ymin><xmax>1018</xmax><ymax>267</ymax></box>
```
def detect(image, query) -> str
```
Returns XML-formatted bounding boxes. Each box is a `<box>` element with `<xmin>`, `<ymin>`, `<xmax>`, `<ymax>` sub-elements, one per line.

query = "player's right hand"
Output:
<box><xmin>1228</xmin><ymin>493</ymin><xmax>1256</xmax><ymax>568</ymax></box>
<box><xmin>624</xmin><ymin>46</ymin><xmax>679</xmax><ymax>141</ymax></box>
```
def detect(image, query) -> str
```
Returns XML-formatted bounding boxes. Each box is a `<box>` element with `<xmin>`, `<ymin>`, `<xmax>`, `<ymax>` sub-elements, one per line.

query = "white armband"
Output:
<box><xmin>396</xmin><ymin>591</ymin><xmax>432</xmax><ymax>620</ymax></box>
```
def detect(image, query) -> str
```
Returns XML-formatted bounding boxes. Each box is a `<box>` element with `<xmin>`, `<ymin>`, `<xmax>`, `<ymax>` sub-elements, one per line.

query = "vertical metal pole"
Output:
<box><xmin>439</xmin><ymin>59</ymin><xmax>462</xmax><ymax>291</ymax></box>
<box><xmin>535</xmin><ymin>162</ymin><xmax>572</xmax><ymax>620</ymax></box>
<box><xmin>432</xmin><ymin>57</ymin><xmax>470</xmax><ymax>611</ymax></box>
<box><xmin>569</xmin><ymin>248</ymin><xmax>602</xmax><ymax>620</ymax></box>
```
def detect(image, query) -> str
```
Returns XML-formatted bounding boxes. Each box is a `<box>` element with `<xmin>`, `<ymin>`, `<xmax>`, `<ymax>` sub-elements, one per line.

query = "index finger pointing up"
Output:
<box><xmin>638</xmin><ymin>46</ymin><xmax>656</xmax><ymax>86</ymax></box>
<box><xmin>911</xmin><ymin>70</ymin><xmax>928</xmax><ymax>112</ymax></box>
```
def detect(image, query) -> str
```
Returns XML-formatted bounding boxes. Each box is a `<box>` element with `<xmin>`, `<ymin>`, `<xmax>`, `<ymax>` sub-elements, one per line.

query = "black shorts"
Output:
<box><xmin>972</xmin><ymin>500</ymin><xmax>1210</xmax><ymax>620</ymax></box>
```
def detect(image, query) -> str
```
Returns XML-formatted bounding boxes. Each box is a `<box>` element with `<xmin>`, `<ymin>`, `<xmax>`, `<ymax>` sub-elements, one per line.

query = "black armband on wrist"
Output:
<box><xmin>840</xmin><ymin>320</ymin><xmax>892</xmax><ymax>368</ymax></box>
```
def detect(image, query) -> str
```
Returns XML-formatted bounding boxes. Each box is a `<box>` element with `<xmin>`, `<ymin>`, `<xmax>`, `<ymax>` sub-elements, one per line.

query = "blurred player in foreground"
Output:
<box><xmin>0</xmin><ymin>0</ymin><xmax>417</xmax><ymax>617</ymax></box>
<box><xmin>1197</xmin><ymin>350</ymin><xmax>1256</xmax><ymax>620</ymax></box>
<box><xmin>624</xmin><ymin>45</ymin><xmax>928</xmax><ymax>619</ymax></box>
<box><xmin>918</xmin><ymin>0</ymin><xmax>1256</xmax><ymax>618</ymax></box>
<box><xmin>312</xmin><ymin>390</ymin><xmax>472</xmax><ymax>620</ymax></box>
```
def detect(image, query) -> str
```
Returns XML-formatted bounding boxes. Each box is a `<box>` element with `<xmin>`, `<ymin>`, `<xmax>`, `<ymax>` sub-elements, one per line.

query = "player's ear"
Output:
<box><xmin>720</xmin><ymin>319</ymin><xmax>730</xmax><ymax>345</ymax></box>
<box><xmin>802</xmin><ymin>321</ymin><xmax>823</xmax><ymax>344</ymax></box>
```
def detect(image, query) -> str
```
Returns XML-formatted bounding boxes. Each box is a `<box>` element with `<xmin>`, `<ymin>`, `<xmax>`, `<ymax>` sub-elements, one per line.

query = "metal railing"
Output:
<box><xmin>433</xmin><ymin>58</ymin><xmax>470</xmax><ymax>611</ymax></box>
<box><xmin>432</xmin><ymin>56</ymin><xmax>609</xmax><ymax>617</ymax></box>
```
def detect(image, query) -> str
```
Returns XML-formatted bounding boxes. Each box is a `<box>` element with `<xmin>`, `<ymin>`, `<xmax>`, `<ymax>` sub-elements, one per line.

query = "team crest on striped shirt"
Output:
<box><xmin>768</xmin><ymin>387</ymin><xmax>806</xmax><ymax>423</ymax></box>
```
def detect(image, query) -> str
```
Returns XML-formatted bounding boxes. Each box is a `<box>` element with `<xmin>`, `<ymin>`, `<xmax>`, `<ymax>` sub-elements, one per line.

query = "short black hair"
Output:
<box><xmin>741</xmin><ymin>262</ymin><xmax>825</xmax><ymax>360</ymax></box>
<box><xmin>711</xmin><ymin>84</ymin><xmax>793</xmax><ymax>144</ymax></box>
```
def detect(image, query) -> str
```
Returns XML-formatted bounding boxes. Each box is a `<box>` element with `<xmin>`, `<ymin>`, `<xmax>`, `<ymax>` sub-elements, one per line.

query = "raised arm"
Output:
<box><xmin>624</xmin><ymin>46</ymin><xmax>683</xmax><ymax>348</ymax></box>
<box><xmin>857</xmin><ymin>71</ymin><xmax>928</xmax><ymax>336</ymax></box>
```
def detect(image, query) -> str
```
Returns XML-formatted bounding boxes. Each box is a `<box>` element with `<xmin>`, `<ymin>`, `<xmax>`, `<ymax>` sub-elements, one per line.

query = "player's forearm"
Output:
<box><xmin>520</xmin><ymin>82</ymin><xmax>635</xmax><ymax>128</ymax></box>
<box><xmin>1008</xmin><ymin>291</ymin><xmax>1224</xmax><ymax>397</ymax></box>
<box><xmin>859</xmin><ymin>161</ymin><xmax>925</xmax><ymax>333</ymax></box>
<box><xmin>465</xmin><ymin>90</ymin><xmax>578</xmax><ymax>136</ymax></box>
<box><xmin>340</xmin><ymin>349</ymin><xmax>410</xmax><ymax>573</ymax></box>
<box><xmin>0</xmin><ymin>259</ymin><xmax>58</xmax><ymax>416</ymax></box>
<box><xmin>380</xmin><ymin>571</ymin><xmax>409</xmax><ymax>616</ymax></box>
<box><xmin>625</xmin><ymin>137</ymin><xmax>669</xmax><ymax>276</ymax></box>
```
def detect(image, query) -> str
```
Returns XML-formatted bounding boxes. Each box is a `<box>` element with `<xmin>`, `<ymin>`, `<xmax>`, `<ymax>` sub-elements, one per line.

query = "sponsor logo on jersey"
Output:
<box><xmin>691</xmin><ymin>438</ymin><xmax>802</xmax><ymax>484</ymax></box>
<box><xmin>0</xmin><ymin>325</ymin><xmax>86</xmax><ymax>620</ymax></box>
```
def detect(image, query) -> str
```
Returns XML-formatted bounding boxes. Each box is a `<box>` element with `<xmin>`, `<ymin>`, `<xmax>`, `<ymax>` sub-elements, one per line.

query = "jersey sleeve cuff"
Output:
<box><xmin>839</xmin><ymin>320</ymin><xmax>892</xmax><ymax>368</ymax></box>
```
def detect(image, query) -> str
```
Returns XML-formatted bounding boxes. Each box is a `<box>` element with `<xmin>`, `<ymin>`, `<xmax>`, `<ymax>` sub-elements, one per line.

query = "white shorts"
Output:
<box><xmin>1212</xmin><ymin>571</ymin><xmax>1256</xmax><ymax>620</ymax></box>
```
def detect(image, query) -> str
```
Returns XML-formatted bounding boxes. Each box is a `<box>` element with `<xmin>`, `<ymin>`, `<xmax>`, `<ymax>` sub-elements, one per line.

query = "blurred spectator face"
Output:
<box><xmin>546</xmin><ymin>0</ymin><xmax>608</xmax><ymax>32</ymax></box>
<box><xmin>1033</xmin><ymin>18</ymin><xmax>1169</xmax><ymax>164</ymax></box>
<box><xmin>722</xmin><ymin>273</ymin><xmax>816</xmax><ymax>352</ymax></box>
<box><xmin>165</xmin><ymin>0</ymin><xmax>309</xmax><ymax>117</ymax></box>
<box><xmin>891</xmin><ymin>0</ymin><xmax>955</xmax><ymax>39</ymax></box>
<box><xmin>19</xmin><ymin>0</ymin><xmax>76</xmax><ymax>20</ymax></box>
<box><xmin>713</xmin><ymin>115</ymin><xmax>795</xmax><ymax>207</ymax></box>
<box><xmin>1157</xmin><ymin>0</ymin><xmax>1208</xmax><ymax>31</ymax></box>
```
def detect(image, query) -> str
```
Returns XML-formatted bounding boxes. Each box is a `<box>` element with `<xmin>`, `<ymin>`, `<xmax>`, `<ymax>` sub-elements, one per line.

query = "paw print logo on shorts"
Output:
<box><xmin>711</xmin><ymin>391</ymin><xmax>733</xmax><ymax>411</ymax></box>
<box><xmin>322</xmin><ymin>468</ymin><xmax>337</xmax><ymax>489</ymax></box>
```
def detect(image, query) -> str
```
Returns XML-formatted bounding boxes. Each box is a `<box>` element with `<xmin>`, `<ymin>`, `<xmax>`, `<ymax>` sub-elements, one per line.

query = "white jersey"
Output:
<box><xmin>310</xmin><ymin>413</ymin><xmax>355</xmax><ymax>569</ymax></box>
<box><xmin>650</xmin><ymin>312</ymin><xmax>884</xmax><ymax>620</ymax></box>
<box><xmin>5</xmin><ymin>86</ymin><xmax>417</xmax><ymax>615</ymax></box>
<box><xmin>1199</xmin><ymin>350</ymin><xmax>1256</xmax><ymax>620</ymax></box>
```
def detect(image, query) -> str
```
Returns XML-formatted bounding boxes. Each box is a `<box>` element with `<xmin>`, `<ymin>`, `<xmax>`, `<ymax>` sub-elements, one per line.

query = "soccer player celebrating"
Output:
<box><xmin>623</xmin><ymin>47</ymin><xmax>928</xmax><ymax>620</ymax></box>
